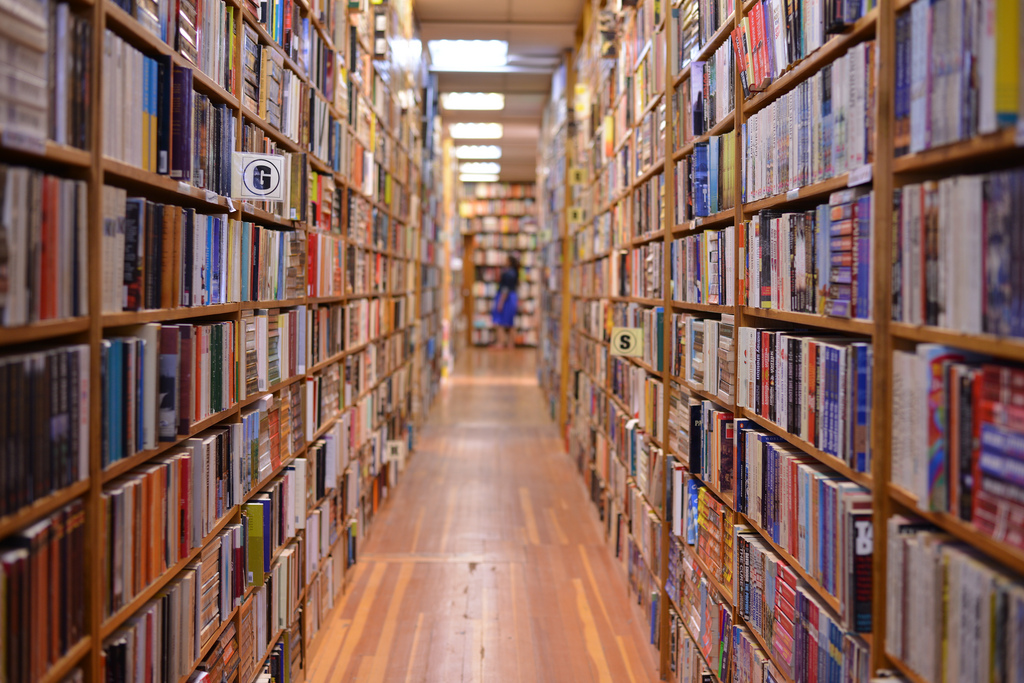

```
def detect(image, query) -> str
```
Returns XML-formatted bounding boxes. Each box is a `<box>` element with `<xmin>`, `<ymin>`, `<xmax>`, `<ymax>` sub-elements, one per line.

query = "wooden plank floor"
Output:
<box><xmin>305</xmin><ymin>349</ymin><xmax>662</xmax><ymax>682</ymax></box>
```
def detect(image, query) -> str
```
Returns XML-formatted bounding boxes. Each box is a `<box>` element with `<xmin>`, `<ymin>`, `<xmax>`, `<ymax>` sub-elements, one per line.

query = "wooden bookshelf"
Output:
<box><xmin>0</xmin><ymin>0</ymin><xmax>439</xmax><ymax>681</ymax></box>
<box><xmin>545</xmin><ymin>0</ymin><xmax>1024</xmax><ymax>679</ymax></box>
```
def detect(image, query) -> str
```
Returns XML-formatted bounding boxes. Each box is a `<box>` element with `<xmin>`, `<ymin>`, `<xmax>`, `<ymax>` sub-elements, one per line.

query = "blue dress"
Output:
<box><xmin>491</xmin><ymin>267</ymin><xmax>519</xmax><ymax>328</ymax></box>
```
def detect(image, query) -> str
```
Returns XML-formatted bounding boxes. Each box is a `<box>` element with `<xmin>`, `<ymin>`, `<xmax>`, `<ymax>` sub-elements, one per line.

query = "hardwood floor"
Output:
<box><xmin>306</xmin><ymin>349</ymin><xmax>662</xmax><ymax>682</ymax></box>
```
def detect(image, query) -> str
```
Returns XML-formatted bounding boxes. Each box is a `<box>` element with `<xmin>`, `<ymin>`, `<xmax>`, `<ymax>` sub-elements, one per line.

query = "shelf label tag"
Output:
<box><xmin>386</xmin><ymin>439</ymin><xmax>407</xmax><ymax>470</ymax></box>
<box><xmin>1</xmin><ymin>130</ymin><xmax>45</xmax><ymax>155</ymax></box>
<box><xmin>178</xmin><ymin>181</ymin><xmax>191</xmax><ymax>195</ymax></box>
<box><xmin>226</xmin><ymin>197</ymin><xmax>236</xmax><ymax>212</ymax></box>
<box><xmin>611</xmin><ymin>327</ymin><xmax>644</xmax><ymax>357</ymax></box>
<box><xmin>847</xmin><ymin>164</ymin><xmax>872</xmax><ymax>187</ymax></box>
<box><xmin>786</xmin><ymin>188</ymin><xmax>801</xmax><ymax>201</ymax></box>
<box><xmin>205</xmin><ymin>190</ymin><xmax>219</xmax><ymax>204</ymax></box>
<box><xmin>570</xmin><ymin>167</ymin><xmax>585</xmax><ymax>185</ymax></box>
<box><xmin>233</xmin><ymin>152</ymin><xmax>286</xmax><ymax>201</ymax></box>
<box><xmin>568</xmin><ymin>206</ymin><xmax>583</xmax><ymax>224</ymax></box>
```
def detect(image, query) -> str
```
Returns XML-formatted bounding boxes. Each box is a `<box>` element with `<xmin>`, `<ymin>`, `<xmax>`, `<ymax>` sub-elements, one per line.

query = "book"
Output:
<box><xmin>0</xmin><ymin>344</ymin><xmax>90</xmax><ymax>515</ymax></box>
<box><xmin>0</xmin><ymin>501</ymin><xmax>86</xmax><ymax>682</ymax></box>
<box><xmin>0</xmin><ymin>167</ymin><xmax>89</xmax><ymax>326</ymax></box>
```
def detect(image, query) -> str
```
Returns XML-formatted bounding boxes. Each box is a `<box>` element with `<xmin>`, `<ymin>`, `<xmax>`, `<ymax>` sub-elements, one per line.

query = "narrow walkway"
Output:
<box><xmin>306</xmin><ymin>349</ymin><xmax>661</xmax><ymax>682</ymax></box>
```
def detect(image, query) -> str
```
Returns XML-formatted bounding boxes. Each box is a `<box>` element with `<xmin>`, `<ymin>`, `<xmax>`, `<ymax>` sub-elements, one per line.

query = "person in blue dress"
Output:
<box><xmin>491</xmin><ymin>254</ymin><xmax>520</xmax><ymax>349</ymax></box>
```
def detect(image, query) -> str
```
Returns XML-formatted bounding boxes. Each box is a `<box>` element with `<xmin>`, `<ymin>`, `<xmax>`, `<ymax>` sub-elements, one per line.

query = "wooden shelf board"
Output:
<box><xmin>742</xmin><ymin>9</ymin><xmax>879</xmax><ymax>118</ymax></box>
<box><xmin>892</xmin><ymin>127</ymin><xmax>1019</xmax><ymax>175</ymax></box>
<box><xmin>741</xmin><ymin>173</ymin><xmax>852</xmax><ymax>213</ymax></box>
<box><xmin>0</xmin><ymin>317</ymin><xmax>90</xmax><ymax>347</ymax></box>
<box><xmin>102</xmin><ymin>303</ymin><xmax>240</xmax><ymax>326</ymax></box>
<box><xmin>39</xmin><ymin>636</ymin><xmax>92</xmax><ymax>683</ymax></box>
<box><xmin>695</xmin><ymin>15</ymin><xmax>737</xmax><ymax>65</ymax></box>
<box><xmin>890</xmin><ymin>322</ymin><xmax>1024</xmax><ymax>362</ymax></box>
<box><xmin>670</xmin><ymin>300</ymin><xmax>732</xmax><ymax>314</ymax></box>
<box><xmin>738</xmin><ymin>407</ymin><xmax>874</xmax><ymax>490</ymax></box>
<box><xmin>740</xmin><ymin>306</ymin><xmax>875</xmax><ymax>335</ymax></box>
<box><xmin>101</xmin><ymin>405</ymin><xmax>241</xmax><ymax>483</ymax></box>
<box><xmin>889</xmin><ymin>484</ymin><xmax>1024</xmax><ymax>577</ymax></box>
<box><xmin>0</xmin><ymin>132</ymin><xmax>91</xmax><ymax>169</ymax></box>
<box><xmin>0</xmin><ymin>479</ymin><xmax>91</xmax><ymax>539</ymax></box>
<box><xmin>103</xmin><ymin>158</ymin><xmax>232</xmax><ymax>210</ymax></box>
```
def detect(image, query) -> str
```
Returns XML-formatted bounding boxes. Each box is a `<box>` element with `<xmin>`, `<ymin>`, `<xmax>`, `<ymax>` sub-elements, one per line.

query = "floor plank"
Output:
<box><xmin>306</xmin><ymin>349</ymin><xmax>661</xmax><ymax>682</ymax></box>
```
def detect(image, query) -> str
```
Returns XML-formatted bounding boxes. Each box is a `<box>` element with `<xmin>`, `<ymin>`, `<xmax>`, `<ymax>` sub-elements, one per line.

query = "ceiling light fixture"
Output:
<box><xmin>454</xmin><ymin>145</ymin><xmax>502</xmax><ymax>159</ymax></box>
<box><xmin>460</xmin><ymin>162</ymin><xmax>501</xmax><ymax>175</ymax></box>
<box><xmin>449</xmin><ymin>123</ymin><xmax>503</xmax><ymax>139</ymax></box>
<box><xmin>441</xmin><ymin>92</ymin><xmax>505</xmax><ymax>110</ymax></box>
<box><xmin>460</xmin><ymin>174</ymin><xmax>500</xmax><ymax>183</ymax></box>
<box><xmin>427</xmin><ymin>40</ymin><xmax>507</xmax><ymax>71</ymax></box>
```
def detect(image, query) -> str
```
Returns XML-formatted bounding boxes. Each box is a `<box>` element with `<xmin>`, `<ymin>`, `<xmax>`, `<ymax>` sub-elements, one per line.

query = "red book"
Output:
<box><xmin>749</xmin><ymin>1</ymin><xmax>766</xmax><ymax>88</ymax></box>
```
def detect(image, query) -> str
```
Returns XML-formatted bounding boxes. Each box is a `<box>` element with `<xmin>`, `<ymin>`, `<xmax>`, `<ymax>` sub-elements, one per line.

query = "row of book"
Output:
<box><xmin>0</xmin><ymin>168</ymin><xmax>88</xmax><ymax>326</ymax></box>
<box><xmin>735</xmin><ymin>420</ymin><xmax>873</xmax><ymax>625</ymax></box>
<box><xmin>111</xmin><ymin>0</ymin><xmax>234</xmax><ymax>94</ymax></box>
<box><xmin>0</xmin><ymin>500</ymin><xmax>86</xmax><ymax>683</ymax></box>
<box><xmin>101</xmin><ymin>322</ymin><xmax>237</xmax><ymax>465</ymax></box>
<box><xmin>672</xmin><ymin>313</ymin><xmax>736</xmax><ymax>404</ymax></box>
<box><xmin>735</xmin><ymin>528</ymin><xmax>872</xmax><ymax>681</ymax></box>
<box><xmin>307</xmin><ymin>232</ymin><xmax>345</xmax><ymax>299</ymax></box>
<box><xmin>633</xmin><ymin>173</ymin><xmax>665</xmax><ymax>239</ymax></box>
<box><xmin>737</xmin><ymin>327</ymin><xmax>873</xmax><ymax>472</ymax></box>
<box><xmin>102</xmin><ymin>190</ymin><xmax>309</xmax><ymax>312</ymax></box>
<box><xmin>0</xmin><ymin>0</ymin><xmax>91</xmax><ymax>148</ymax></box>
<box><xmin>891</xmin><ymin>349</ymin><xmax>1024</xmax><ymax>551</ymax></box>
<box><xmin>473</xmin><ymin>233</ymin><xmax>539</xmax><ymax>250</ymax></box>
<box><xmin>614</xmin><ymin>243</ymin><xmax>664</xmax><ymax>300</ymax></box>
<box><xmin>669</xmin><ymin>227</ymin><xmax>736</xmax><ymax>306</ymax></box>
<box><xmin>241</xmin><ymin>308</ymin><xmax>307</xmax><ymax>396</ymax></box>
<box><xmin>609</xmin><ymin>302</ymin><xmax>665</xmax><ymax>371</ymax></box>
<box><xmin>892</xmin><ymin>168</ymin><xmax>1024</xmax><ymax>335</ymax></box>
<box><xmin>741</xmin><ymin>41</ymin><xmax>876</xmax><ymax>201</ymax></box>
<box><xmin>103</xmin><ymin>33</ymin><xmax>235</xmax><ymax>193</ymax></box>
<box><xmin>666</xmin><ymin>540</ymin><xmax>733</xmax><ymax>678</ymax></box>
<box><xmin>0</xmin><ymin>345</ymin><xmax>90</xmax><ymax>516</ymax></box>
<box><xmin>744</xmin><ymin>190</ymin><xmax>873</xmax><ymax>319</ymax></box>
<box><xmin>894</xmin><ymin>0</ymin><xmax>1020</xmax><ymax>156</ymax></box>
<box><xmin>635</xmin><ymin>98</ymin><xmax>667</xmax><ymax>175</ymax></box>
<box><xmin>610</xmin><ymin>357</ymin><xmax>665</xmax><ymax>440</ymax></box>
<box><xmin>886</xmin><ymin>517</ymin><xmax>1024</xmax><ymax>683</ymax></box>
<box><xmin>458</xmin><ymin>199</ymin><xmax>535</xmax><ymax>219</ymax></box>
<box><xmin>675</xmin><ymin>134</ymin><xmax>737</xmax><ymax>221</ymax></box>
<box><xmin>689</xmin><ymin>44</ymin><xmax>736</xmax><ymax>137</ymax></box>
<box><xmin>733</xmin><ymin>0</ymin><xmax>874</xmax><ymax>96</ymax></box>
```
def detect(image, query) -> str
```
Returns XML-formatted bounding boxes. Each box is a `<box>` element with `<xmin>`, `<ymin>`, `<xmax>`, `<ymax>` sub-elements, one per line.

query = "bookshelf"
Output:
<box><xmin>0</xmin><ymin>0</ymin><xmax>439</xmax><ymax>681</ymax></box>
<box><xmin>459</xmin><ymin>182</ymin><xmax>541</xmax><ymax>347</ymax></box>
<box><xmin>547</xmin><ymin>0</ymin><xmax>1024</xmax><ymax>681</ymax></box>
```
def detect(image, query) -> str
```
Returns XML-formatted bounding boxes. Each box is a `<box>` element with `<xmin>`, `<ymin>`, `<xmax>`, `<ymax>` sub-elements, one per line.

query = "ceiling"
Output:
<box><xmin>414</xmin><ymin>0</ymin><xmax>585</xmax><ymax>182</ymax></box>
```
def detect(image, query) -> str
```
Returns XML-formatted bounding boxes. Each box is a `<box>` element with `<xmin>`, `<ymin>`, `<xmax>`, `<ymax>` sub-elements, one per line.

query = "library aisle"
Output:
<box><xmin>303</xmin><ymin>349</ymin><xmax>660</xmax><ymax>683</ymax></box>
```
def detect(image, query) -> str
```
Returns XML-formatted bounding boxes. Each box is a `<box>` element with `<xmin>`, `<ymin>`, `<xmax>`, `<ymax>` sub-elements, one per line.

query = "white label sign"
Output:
<box><xmin>610</xmin><ymin>327</ymin><xmax>644</xmax><ymax>357</ymax></box>
<box><xmin>386</xmin><ymin>440</ymin><xmax>407</xmax><ymax>471</ymax></box>
<box><xmin>234</xmin><ymin>152</ymin><xmax>285</xmax><ymax>201</ymax></box>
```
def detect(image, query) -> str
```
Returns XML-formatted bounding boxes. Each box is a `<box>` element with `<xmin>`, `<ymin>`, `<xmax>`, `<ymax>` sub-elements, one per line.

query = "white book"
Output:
<box><xmin>910</xmin><ymin>0</ymin><xmax>930</xmax><ymax>152</ymax></box>
<box><xmin>292</xmin><ymin>458</ymin><xmax>307</xmax><ymax>530</ymax></box>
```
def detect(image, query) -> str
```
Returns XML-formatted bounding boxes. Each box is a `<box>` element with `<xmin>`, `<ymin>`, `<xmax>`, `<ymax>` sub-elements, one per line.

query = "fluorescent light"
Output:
<box><xmin>460</xmin><ymin>174</ymin><xmax>500</xmax><ymax>182</ymax></box>
<box><xmin>441</xmin><ymin>92</ymin><xmax>505</xmax><ymax>110</ymax></box>
<box><xmin>460</xmin><ymin>162</ymin><xmax>501</xmax><ymax>174</ymax></box>
<box><xmin>455</xmin><ymin>145</ymin><xmax>502</xmax><ymax>159</ymax></box>
<box><xmin>428</xmin><ymin>40</ymin><xmax>507</xmax><ymax>71</ymax></box>
<box><xmin>449</xmin><ymin>123</ymin><xmax>503</xmax><ymax>139</ymax></box>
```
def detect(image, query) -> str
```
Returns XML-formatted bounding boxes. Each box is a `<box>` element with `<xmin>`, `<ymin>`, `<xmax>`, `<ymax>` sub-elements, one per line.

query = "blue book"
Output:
<box><xmin>855</xmin><ymin>194</ymin><xmax>872</xmax><ymax>318</ymax></box>
<box><xmin>693</xmin><ymin>142</ymin><xmax>709</xmax><ymax>217</ymax></box>
<box><xmin>853</xmin><ymin>343</ymin><xmax>871</xmax><ymax>472</ymax></box>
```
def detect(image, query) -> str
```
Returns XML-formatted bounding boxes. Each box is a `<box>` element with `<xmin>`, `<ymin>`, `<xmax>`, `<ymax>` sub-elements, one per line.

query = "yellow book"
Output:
<box><xmin>243</xmin><ymin>501</ymin><xmax>265</xmax><ymax>586</ymax></box>
<box><xmin>996</xmin><ymin>0</ymin><xmax>1020</xmax><ymax>124</ymax></box>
